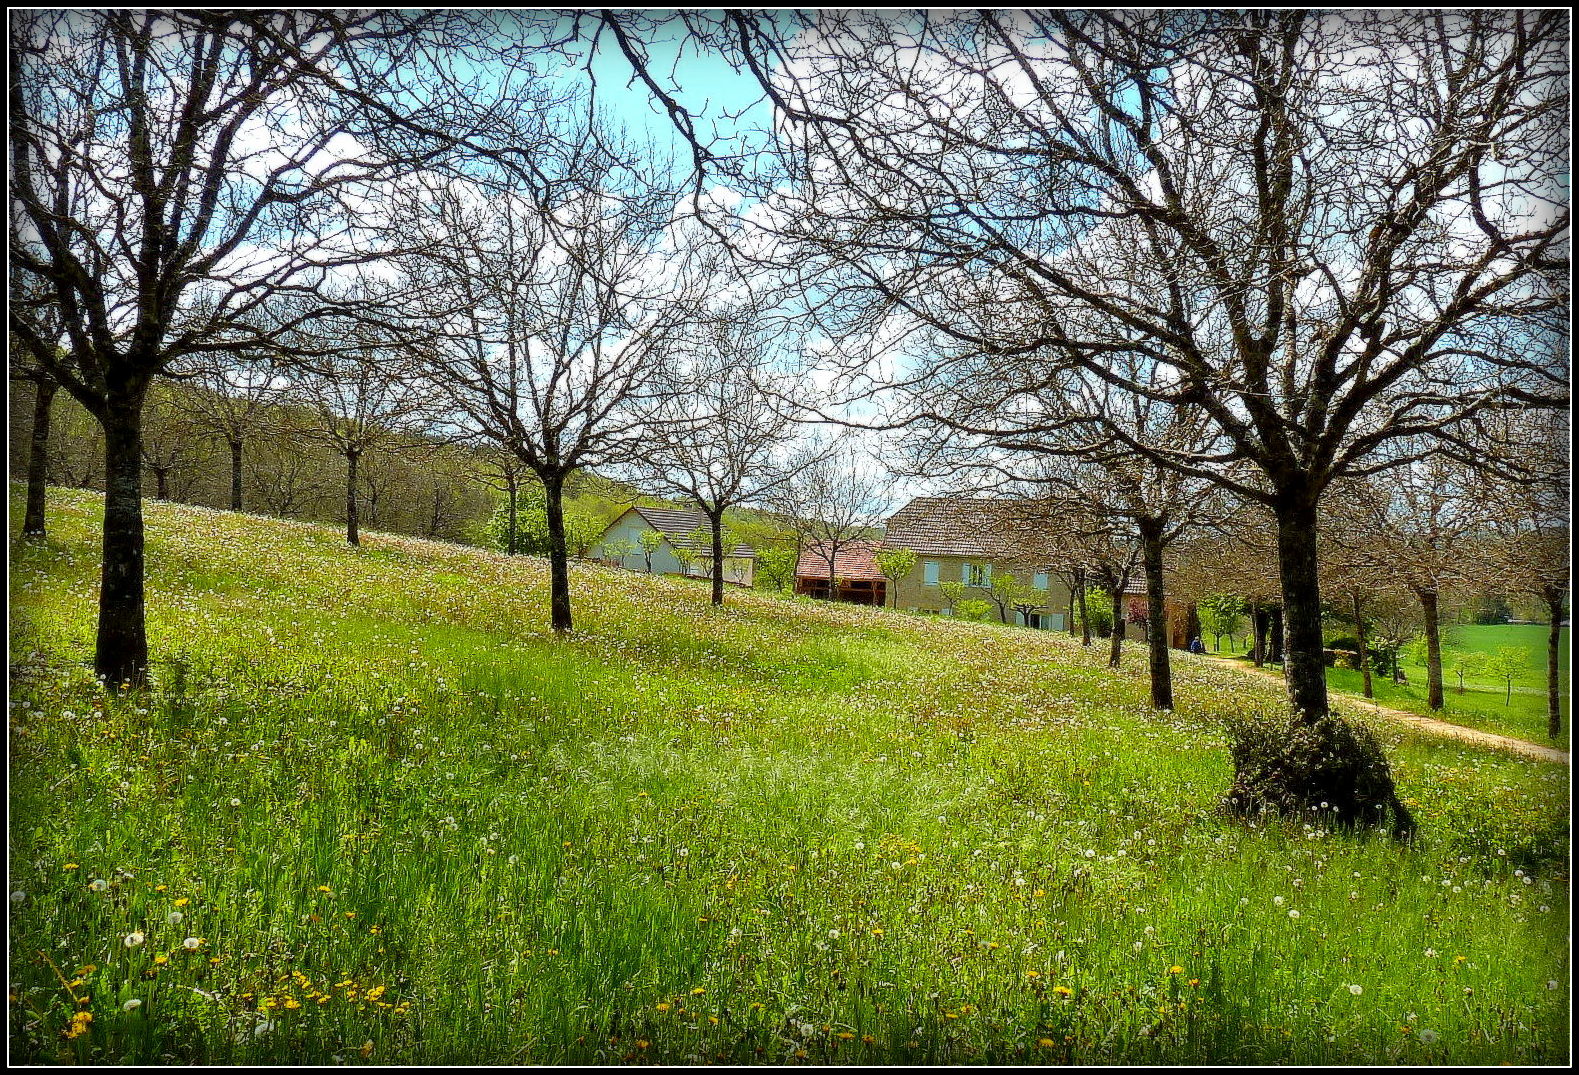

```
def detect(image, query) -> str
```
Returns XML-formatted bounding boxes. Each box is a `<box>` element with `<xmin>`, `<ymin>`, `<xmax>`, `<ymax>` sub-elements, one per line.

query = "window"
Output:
<box><xmin>1033</xmin><ymin>572</ymin><xmax>1049</xmax><ymax>590</ymax></box>
<box><xmin>923</xmin><ymin>560</ymin><xmax>939</xmax><ymax>585</ymax></box>
<box><xmin>963</xmin><ymin>562</ymin><xmax>990</xmax><ymax>586</ymax></box>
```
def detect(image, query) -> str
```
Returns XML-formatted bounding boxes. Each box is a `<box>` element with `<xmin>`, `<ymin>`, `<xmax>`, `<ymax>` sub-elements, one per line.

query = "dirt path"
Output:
<box><xmin>1212</xmin><ymin>658</ymin><xmax>1570</xmax><ymax>765</ymax></box>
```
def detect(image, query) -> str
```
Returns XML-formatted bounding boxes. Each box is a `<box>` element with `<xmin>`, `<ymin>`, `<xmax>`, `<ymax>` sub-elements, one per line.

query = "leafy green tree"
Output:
<box><xmin>638</xmin><ymin>529</ymin><xmax>665</xmax><ymax>572</ymax></box>
<box><xmin>1074</xmin><ymin>587</ymin><xmax>1114</xmax><ymax>637</ymax></box>
<box><xmin>939</xmin><ymin>580</ymin><xmax>967</xmax><ymax>615</ymax></box>
<box><xmin>988</xmin><ymin>571</ymin><xmax>1041</xmax><ymax>626</ymax></box>
<box><xmin>1197</xmin><ymin>594</ymin><xmax>1246</xmax><ymax>653</ymax></box>
<box><xmin>1485</xmin><ymin>647</ymin><xmax>1530</xmax><ymax>706</ymax></box>
<box><xmin>1451</xmin><ymin>651</ymin><xmax>1490</xmax><ymax>695</ymax></box>
<box><xmin>873</xmin><ymin>547</ymin><xmax>918</xmax><ymax>609</ymax></box>
<box><xmin>756</xmin><ymin>547</ymin><xmax>798</xmax><ymax>593</ymax></box>
<box><xmin>954</xmin><ymin>599</ymin><xmax>993</xmax><ymax>623</ymax></box>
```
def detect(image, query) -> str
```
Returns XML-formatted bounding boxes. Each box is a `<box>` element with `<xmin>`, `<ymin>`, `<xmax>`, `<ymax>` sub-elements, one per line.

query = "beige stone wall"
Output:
<box><xmin>893</xmin><ymin>554</ymin><xmax>1074</xmax><ymax>628</ymax></box>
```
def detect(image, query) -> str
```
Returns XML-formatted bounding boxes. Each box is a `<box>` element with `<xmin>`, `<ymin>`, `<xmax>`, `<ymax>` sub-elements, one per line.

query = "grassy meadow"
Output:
<box><xmin>8</xmin><ymin>486</ymin><xmax>1570</xmax><ymax>1064</ymax></box>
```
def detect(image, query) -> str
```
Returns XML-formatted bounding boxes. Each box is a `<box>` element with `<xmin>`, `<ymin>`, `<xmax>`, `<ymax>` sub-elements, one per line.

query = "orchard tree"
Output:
<box><xmin>9</xmin><ymin>10</ymin><xmax>564</xmax><ymax>685</ymax></box>
<box><xmin>771</xmin><ymin>440</ymin><xmax>891</xmax><ymax>602</ymax></box>
<box><xmin>398</xmin><ymin>147</ymin><xmax>714</xmax><ymax>633</ymax></box>
<box><xmin>629</xmin><ymin>315</ymin><xmax>804</xmax><ymax>605</ymax></box>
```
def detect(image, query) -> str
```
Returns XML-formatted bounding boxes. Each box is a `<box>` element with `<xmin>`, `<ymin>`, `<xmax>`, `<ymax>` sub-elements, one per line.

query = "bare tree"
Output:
<box><xmin>771</xmin><ymin>440</ymin><xmax>890</xmax><ymax>601</ymax></box>
<box><xmin>1482</xmin><ymin>415</ymin><xmax>1570</xmax><ymax>738</ymax></box>
<box><xmin>9</xmin><ymin>10</ymin><xmax>566</xmax><ymax>684</ymax></box>
<box><xmin>1335</xmin><ymin>457</ymin><xmax>1498</xmax><ymax>711</ymax></box>
<box><xmin>291</xmin><ymin>342</ymin><xmax>434</xmax><ymax>545</ymax></box>
<box><xmin>138</xmin><ymin>385</ymin><xmax>204</xmax><ymax>502</ymax></box>
<box><xmin>397</xmin><ymin>150</ymin><xmax>712</xmax><ymax>632</ymax></box>
<box><xmin>628</xmin><ymin>316</ymin><xmax>804</xmax><ymax>605</ymax></box>
<box><xmin>171</xmin><ymin>354</ymin><xmax>284</xmax><ymax>512</ymax></box>
<box><xmin>11</xmin><ymin>346</ymin><xmax>58</xmax><ymax>538</ymax></box>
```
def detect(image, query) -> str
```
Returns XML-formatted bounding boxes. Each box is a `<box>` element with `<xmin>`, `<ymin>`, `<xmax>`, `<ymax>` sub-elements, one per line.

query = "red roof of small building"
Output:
<box><xmin>794</xmin><ymin>539</ymin><xmax>886</xmax><ymax>582</ymax></box>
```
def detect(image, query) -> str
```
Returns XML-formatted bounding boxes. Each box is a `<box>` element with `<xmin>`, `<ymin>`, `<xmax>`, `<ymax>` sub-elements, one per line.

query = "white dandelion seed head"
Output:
<box><xmin>122</xmin><ymin>998</ymin><xmax>142</xmax><ymax>1012</ymax></box>
<box><xmin>167</xmin><ymin>911</ymin><xmax>184</xmax><ymax>926</ymax></box>
<box><xmin>1419</xmin><ymin>1029</ymin><xmax>1438</xmax><ymax>1044</ymax></box>
<box><xmin>182</xmin><ymin>936</ymin><xmax>202</xmax><ymax>950</ymax></box>
<box><xmin>124</xmin><ymin>931</ymin><xmax>146</xmax><ymax>948</ymax></box>
<box><xmin>1348</xmin><ymin>984</ymin><xmax>1363</xmax><ymax>995</ymax></box>
<box><xmin>89</xmin><ymin>879</ymin><xmax>108</xmax><ymax>893</ymax></box>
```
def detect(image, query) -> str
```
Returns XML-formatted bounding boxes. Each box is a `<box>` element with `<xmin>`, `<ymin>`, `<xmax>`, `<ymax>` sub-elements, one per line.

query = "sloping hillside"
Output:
<box><xmin>8</xmin><ymin>487</ymin><xmax>1569</xmax><ymax>1064</ymax></box>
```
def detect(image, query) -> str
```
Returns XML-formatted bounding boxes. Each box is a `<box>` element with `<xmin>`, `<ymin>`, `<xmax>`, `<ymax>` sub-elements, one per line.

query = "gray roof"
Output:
<box><xmin>883</xmin><ymin>496</ymin><xmax>1054</xmax><ymax>562</ymax></box>
<box><xmin>625</xmin><ymin>506</ymin><xmax>755</xmax><ymax>558</ymax></box>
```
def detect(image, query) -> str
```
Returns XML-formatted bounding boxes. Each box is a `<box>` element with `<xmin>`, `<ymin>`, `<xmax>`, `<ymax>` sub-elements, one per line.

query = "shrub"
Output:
<box><xmin>1222</xmin><ymin>711</ymin><xmax>1415</xmax><ymax>840</ymax></box>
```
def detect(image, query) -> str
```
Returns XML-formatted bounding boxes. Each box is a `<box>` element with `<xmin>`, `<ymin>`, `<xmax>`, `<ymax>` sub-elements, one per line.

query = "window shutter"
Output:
<box><xmin>961</xmin><ymin>562</ymin><xmax>971</xmax><ymax>583</ymax></box>
<box><xmin>982</xmin><ymin>563</ymin><xmax>992</xmax><ymax>585</ymax></box>
<box><xmin>1034</xmin><ymin>572</ymin><xmax>1048</xmax><ymax>590</ymax></box>
<box><xmin>924</xmin><ymin>560</ymin><xmax>939</xmax><ymax>585</ymax></box>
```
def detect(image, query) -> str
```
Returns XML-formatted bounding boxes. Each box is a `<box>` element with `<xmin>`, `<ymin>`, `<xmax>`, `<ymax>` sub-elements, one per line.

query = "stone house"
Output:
<box><xmin>882</xmin><ymin>497</ymin><xmax>1073</xmax><ymax>629</ymax></box>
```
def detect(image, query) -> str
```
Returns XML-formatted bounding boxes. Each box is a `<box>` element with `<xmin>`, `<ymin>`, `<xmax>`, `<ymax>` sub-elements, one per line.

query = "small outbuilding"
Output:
<box><xmin>593</xmin><ymin>506</ymin><xmax>756</xmax><ymax>587</ymax></box>
<box><xmin>794</xmin><ymin>540</ymin><xmax>887</xmax><ymax>605</ymax></box>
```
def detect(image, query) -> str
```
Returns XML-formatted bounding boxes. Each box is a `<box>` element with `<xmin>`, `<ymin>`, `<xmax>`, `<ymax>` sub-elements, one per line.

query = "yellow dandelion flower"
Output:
<box><xmin>1039</xmin><ymin>1038</ymin><xmax>1056</xmax><ymax>1048</ymax></box>
<box><xmin>656</xmin><ymin>1003</ymin><xmax>671</xmax><ymax>1012</ymax></box>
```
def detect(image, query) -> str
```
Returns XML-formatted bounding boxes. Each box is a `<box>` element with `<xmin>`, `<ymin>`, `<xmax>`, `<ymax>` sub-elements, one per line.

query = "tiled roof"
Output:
<box><xmin>627</xmin><ymin>506</ymin><xmax>754</xmax><ymax>558</ymax></box>
<box><xmin>794</xmin><ymin>539</ymin><xmax>886</xmax><ymax>581</ymax></box>
<box><xmin>882</xmin><ymin>497</ymin><xmax>1054</xmax><ymax>561</ymax></box>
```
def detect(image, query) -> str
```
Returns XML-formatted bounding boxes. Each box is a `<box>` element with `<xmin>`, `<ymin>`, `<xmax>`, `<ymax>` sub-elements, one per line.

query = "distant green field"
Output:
<box><xmin>1322</xmin><ymin>623</ymin><xmax>1569</xmax><ymax>749</ymax></box>
<box><xmin>9</xmin><ymin>487</ymin><xmax>1569</xmax><ymax>1065</ymax></box>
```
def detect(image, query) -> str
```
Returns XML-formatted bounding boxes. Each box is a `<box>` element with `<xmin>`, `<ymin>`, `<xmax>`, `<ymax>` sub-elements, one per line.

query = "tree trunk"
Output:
<box><xmin>543</xmin><ymin>470</ymin><xmax>573</xmax><ymax>633</ymax></box>
<box><xmin>1352</xmin><ymin>591</ymin><xmax>1373</xmax><ymax>699</ymax></box>
<box><xmin>1273</xmin><ymin>496</ymin><xmax>1329</xmax><ymax>722</ymax></box>
<box><xmin>506</xmin><ymin>477</ymin><xmax>519</xmax><ymax>554</ymax></box>
<box><xmin>1107</xmin><ymin>582</ymin><xmax>1124</xmax><ymax>668</ymax></box>
<box><xmin>345</xmin><ymin>450</ymin><xmax>360</xmax><ymax>545</ymax></box>
<box><xmin>1545</xmin><ymin>586</ymin><xmax>1564</xmax><ymax>738</ymax></box>
<box><xmin>1184</xmin><ymin>602</ymin><xmax>1201</xmax><ymax>651</ymax></box>
<box><xmin>228</xmin><ymin>438</ymin><xmax>244</xmax><ymax>512</ymax></box>
<box><xmin>1251</xmin><ymin>604</ymin><xmax>1267</xmax><ymax>667</ymax></box>
<box><xmin>97</xmin><ymin>398</ymin><xmax>150</xmax><ymax>688</ymax></box>
<box><xmin>1418</xmin><ymin>587</ymin><xmax>1444</xmax><ymax>711</ymax></box>
<box><xmin>23</xmin><ymin>376</ymin><xmax>56</xmax><ymax>538</ymax></box>
<box><xmin>1140</xmin><ymin>520</ymin><xmax>1173</xmax><ymax>709</ymax></box>
<box><xmin>708</xmin><ymin>506</ymin><xmax>725</xmax><ymax>606</ymax></box>
<box><xmin>1269</xmin><ymin>605</ymin><xmax>1284</xmax><ymax>665</ymax></box>
<box><xmin>152</xmin><ymin>466</ymin><xmax>170</xmax><ymax>501</ymax></box>
<box><xmin>1066</xmin><ymin>584</ymin><xmax>1077</xmax><ymax>637</ymax></box>
<box><xmin>827</xmin><ymin>548</ymin><xmax>838</xmax><ymax>602</ymax></box>
<box><xmin>1078</xmin><ymin>573</ymin><xmax>1091</xmax><ymax>647</ymax></box>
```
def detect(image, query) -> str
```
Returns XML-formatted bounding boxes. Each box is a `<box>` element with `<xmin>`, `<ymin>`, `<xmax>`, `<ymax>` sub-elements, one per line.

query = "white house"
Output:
<box><xmin>593</xmin><ymin>506</ymin><xmax>756</xmax><ymax>587</ymax></box>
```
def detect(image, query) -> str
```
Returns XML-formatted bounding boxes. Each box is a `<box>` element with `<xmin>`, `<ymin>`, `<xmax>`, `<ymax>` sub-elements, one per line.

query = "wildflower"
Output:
<box><xmin>1348</xmin><ymin>984</ymin><xmax>1363</xmax><ymax>995</ymax></box>
<box><xmin>122</xmin><ymin>999</ymin><xmax>142</xmax><ymax>1012</ymax></box>
<box><xmin>173</xmin><ymin>898</ymin><xmax>189</xmax><ymax>907</ymax></box>
<box><xmin>1273</xmin><ymin>896</ymin><xmax>1285</xmax><ymax>906</ymax></box>
<box><xmin>655</xmin><ymin>1003</ymin><xmax>670</xmax><ymax>1013</ymax></box>
<box><xmin>1168</xmin><ymin>965</ymin><xmax>1183</xmax><ymax>975</ymax></box>
<box><xmin>1038</xmin><ymin>1038</ymin><xmax>1056</xmax><ymax>1047</ymax></box>
<box><xmin>1288</xmin><ymin>910</ymin><xmax>1300</xmax><ymax>919</ymax></box>
<box><xmin>182</xmin><ymin>937</ymin><xmax>202</xmax><ymax>950</ymax></box>
<box><xmin>8</xmin><ymin>891</ymin><xmax>23</xmax><ymax>904</ymax></box>
<box><xmin>1547</xmin><ymin>980</ymin><xmax>1559</xmax><ymax>991</ymax></box>
<box><xmin>167</xmin><ymin>912</ymin><xmax>183</xmax><ymax>927</ymax></box>
<box><xmin>1424</xmin><ymin>949</ymin><xmax>1437</xmax><ymax>958</ymax></box>
<box><xmin>1420</xmin><ymin>1029</ymin><xmax>1439</xmax><ymax>1044</ymax></box>
<box><xmin>1052</xmin><ymin>985</ymin><xmax>1073</xmax><ymax>997</ymax></box>
<box><xmin>89</xmin><ymin>879</ymin><xmax>108</xmax><ymax>893</ymax></box>
<box><xmin>229</xmin><ymin>798</ymin><xmax>242</xmax><ymax>808</ymax></box>
<box><xmin>124</xmin><ymin>931</ymin><xmax>146</xmax><ymax>948</ymax></box>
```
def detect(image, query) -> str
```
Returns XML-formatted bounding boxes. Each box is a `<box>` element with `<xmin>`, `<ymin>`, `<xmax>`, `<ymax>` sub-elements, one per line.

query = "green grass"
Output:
<box><xmin>9</xmin><ymin>487</ymin><xmax>1570</xmax><ymax>1064</ymax></box>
